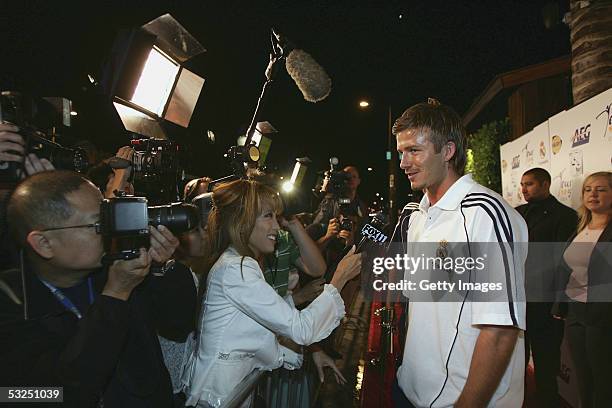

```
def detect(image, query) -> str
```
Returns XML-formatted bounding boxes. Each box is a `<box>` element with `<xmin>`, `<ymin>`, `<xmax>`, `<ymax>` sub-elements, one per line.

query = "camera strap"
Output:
<box><xmin>38</xmin><ymin>276</ymin><xmax>94</xmax><ymax>319</ymax></box>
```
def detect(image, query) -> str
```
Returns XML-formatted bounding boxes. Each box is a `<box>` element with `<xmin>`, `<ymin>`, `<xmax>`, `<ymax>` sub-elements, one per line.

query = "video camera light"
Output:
<box><xmin>282</xmin><ymin>181</ymin><xmax>294</xmax><ymax>193</ymax></box>
<box><xmin>103</xmin><ymin>14</ymin><xmax>206</xmax><ymax>139</ymax></box>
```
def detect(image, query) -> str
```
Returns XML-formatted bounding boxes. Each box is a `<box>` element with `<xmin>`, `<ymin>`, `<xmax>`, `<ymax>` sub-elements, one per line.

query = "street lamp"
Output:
<box><xmin>357</xmin><ymin>99</ymin><xmax>399</xmax><ymax>224</ymax></box>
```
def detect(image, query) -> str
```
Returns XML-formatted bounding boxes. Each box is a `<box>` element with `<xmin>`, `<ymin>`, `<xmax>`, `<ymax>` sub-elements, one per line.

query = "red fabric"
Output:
<box><xmin>361</xmin><ymin>300</ymin><xmax>404</xmax><ymax>408</ymax></box>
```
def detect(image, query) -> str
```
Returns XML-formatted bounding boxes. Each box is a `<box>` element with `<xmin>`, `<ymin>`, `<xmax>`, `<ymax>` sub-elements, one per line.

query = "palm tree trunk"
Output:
<box><xmin>569</xmin><ymin>0</ymin><xmax>612</xmax><ymax>104</ymax></box>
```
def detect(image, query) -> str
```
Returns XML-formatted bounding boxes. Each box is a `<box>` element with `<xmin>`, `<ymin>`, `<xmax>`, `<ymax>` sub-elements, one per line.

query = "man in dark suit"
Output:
<box><xmin>516</xmin><ymin>167</ymin><xmax>577</xmax><ymax>408</ymax></box>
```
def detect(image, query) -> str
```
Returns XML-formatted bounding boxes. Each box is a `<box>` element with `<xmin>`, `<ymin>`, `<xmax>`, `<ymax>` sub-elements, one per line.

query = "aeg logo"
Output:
<box><xmin>572</xmin><ymin>124</ymin><xmax>590</xmax><ymax>147</ymax></box>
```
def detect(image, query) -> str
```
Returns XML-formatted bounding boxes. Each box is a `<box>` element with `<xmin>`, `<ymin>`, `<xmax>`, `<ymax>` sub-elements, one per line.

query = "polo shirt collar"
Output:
<box><xmin>418</xmin><ymin>174</ymin><xmax>476</xmax><ymax>212</ymax></box>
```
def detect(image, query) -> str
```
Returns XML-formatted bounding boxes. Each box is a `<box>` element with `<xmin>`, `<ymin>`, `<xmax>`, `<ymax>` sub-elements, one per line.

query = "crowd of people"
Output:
<box><xmin>1</xmin><ymin>98</ymin><xmax>611</xmax><ymax>408</ymax></box>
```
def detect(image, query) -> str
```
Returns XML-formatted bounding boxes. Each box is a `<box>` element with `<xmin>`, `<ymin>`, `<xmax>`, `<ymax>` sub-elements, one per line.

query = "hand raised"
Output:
<box><xmin>149</xmin><ymin>225</ymin><xmax>180</xmax><ymax>263</ymax></box>
<box><xmin>330</xmin><ymin>246</ymin><xmax>363</xmax><ymax>290</ymax></box>
<box><xmin>103</xmin><ymin>248</ymin><xmax>151</xmax><ymax>300</ymax></box>
<box><xmin>312</xmin><ymin>351</ymin><xmax>346</xmax><ymax>384</ymax></box>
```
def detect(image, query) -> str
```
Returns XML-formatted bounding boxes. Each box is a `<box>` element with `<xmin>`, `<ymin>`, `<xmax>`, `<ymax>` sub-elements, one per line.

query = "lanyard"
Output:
<box><xmin>39</xmin><ymin>277</ymin><xmax>94</xmax><ymax>319</ymax></box>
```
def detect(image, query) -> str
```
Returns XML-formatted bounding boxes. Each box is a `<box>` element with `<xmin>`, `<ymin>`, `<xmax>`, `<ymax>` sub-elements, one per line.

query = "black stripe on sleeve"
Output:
<box><xmin>461</xmin><ymin>199</ymin><xmax>518</xmax><ymax>327</ymax></box>
<box><xmin>463</xmin><ymin>193</ymin><xmax>513</xmax><ymax>243</ymax></box>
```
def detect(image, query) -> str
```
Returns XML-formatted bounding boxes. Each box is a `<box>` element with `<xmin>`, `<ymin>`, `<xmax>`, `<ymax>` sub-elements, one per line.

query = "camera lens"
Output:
<box><xmin>340</xmin><ymin>219</ymin><xmax>353</xmax><ymax>232</ymax></box>
<box><xmin>148</xmin><ymin>203</ymin><xmax>200</xmax><ymax>234</ymax></box>
<box><xmin>53</xmin><ymin>146</ymin><xmax>89</xmax><ymax>172</ymax></box>
<box><xmin>192</xmin><ymin>192</ymin><xmax>213</xmax><ymax>227</ymax></box>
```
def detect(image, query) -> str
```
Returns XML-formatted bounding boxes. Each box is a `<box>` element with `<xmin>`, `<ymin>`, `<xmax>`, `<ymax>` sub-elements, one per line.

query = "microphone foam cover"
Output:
<box><xmin>285</xmin><ymin>49</ymin><xmax>332</xmax><ymax>103</ymax></box>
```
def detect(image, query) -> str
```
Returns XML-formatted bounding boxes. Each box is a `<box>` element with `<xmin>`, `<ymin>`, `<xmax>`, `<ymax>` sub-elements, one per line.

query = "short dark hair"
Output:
<box><xmin>522</xmin><ymin>168</ymin><xmax>551</xmax><ymax>185</ymax></box>
<box><xmin>392</xmin><ymin>99</ymin><xmax>467</xmax><ymax>175</ymax></box>
<box><xmin>7</xmin><ymin>171</ymin><xmax>91</xmax><ymax>247</ymax></box>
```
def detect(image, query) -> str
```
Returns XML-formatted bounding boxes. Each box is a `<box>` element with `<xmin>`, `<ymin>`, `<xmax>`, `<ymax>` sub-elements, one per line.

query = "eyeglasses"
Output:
<box><xmin>39</xmin><ymin>223</ymin><xmax>101</xmax><ymax>234</ymax></box>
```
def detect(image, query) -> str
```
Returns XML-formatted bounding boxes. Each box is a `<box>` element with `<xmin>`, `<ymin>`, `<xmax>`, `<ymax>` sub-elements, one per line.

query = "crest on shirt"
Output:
<box><xmin>436</xmin><ymin>239</ymin><xmax>449</xmax><ymax>259</ymax></box>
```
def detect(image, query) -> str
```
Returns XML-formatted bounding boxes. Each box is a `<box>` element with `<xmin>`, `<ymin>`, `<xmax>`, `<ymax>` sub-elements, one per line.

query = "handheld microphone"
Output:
<box><xmin>272</xmin><ymin>29</ymin><xmax>332</xmax><ymax>103</ymax></box>
<box><xmin>356</xmin><ymin>214</ymin><xmax>389</xmax><ymax>253</ymax></box>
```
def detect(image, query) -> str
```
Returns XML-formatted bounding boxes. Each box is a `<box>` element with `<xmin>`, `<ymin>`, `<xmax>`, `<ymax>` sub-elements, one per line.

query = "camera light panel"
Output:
<box><xmin>131</xmin><ymin>47</ymin><xmax>180</xmax><ymax>116</ymax></box>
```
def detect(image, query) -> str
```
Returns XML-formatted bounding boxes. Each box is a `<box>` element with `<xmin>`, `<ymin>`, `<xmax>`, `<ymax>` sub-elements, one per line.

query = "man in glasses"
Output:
<box><xmin>0</xmin><ymin>170</ymin><xmax>197</xmax><ymax>408</ymax></box>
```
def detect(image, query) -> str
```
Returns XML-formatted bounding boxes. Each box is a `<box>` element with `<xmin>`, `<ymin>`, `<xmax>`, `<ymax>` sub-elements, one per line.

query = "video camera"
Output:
<box><xmin>226</xmin><ymin>143</ymin><xmax>260</xmax><ymax>179</ymax></box>
<box><xmin>320</xmin><ymin>157</ymin><xmax>350</xmax><ymax>198</ymax></box>
<box><xmin>106</xmin><ymin>137</ymin><xmax>180</xmax><ymax>203</ymax></box>
<box><xmin>311</xmin><ymin>157</ymin><xmax>359</xmax><ymax>237</ymax></box>
<box><xmin>0</xmin><ymin>91</ymin><xmax>89</xmax><ymax>182</ymax></box>
<box><xmin>99</xmin><ymin>195</ymin><xmax>200</xmax><ymax>262</ymax></box>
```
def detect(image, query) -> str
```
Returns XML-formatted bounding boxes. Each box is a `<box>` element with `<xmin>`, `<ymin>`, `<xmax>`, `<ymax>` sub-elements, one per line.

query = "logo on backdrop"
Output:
<box><xmin>522</xmin><ymin>142</ymin><xmax>534</xmax><ymax>166</ymax></box>
<box><xmin>596</xmin><ymin>102</ymin><xmax>612</xmax><ymax>139</ymax></box>
<box><xmin>572</xmin><ymin>124</ymin><xmax>591</xmax><ymax>147</ymax></box>
<box><xmin>512</xmin><ymin>155</ymin><xmax>520</xmax><ymax>169</ymax></box>
<box><xmin>539</xmin><ymin>140</ymin><xmax>547</xmax><ymax>161</ymax></box>
<box><xmin>569</xmin><ymin>151</ymin><xmax>583</xmax><ymax>176</ymax></box>
<box><xmin>551</xmin><ymin>135</ymin><xmax>562</xmax><ymax>154</ymax></box>
<box><xmin>553</xmin><ymin>170</ymin><xmax>572</xmax><ymax>204</ymax></box>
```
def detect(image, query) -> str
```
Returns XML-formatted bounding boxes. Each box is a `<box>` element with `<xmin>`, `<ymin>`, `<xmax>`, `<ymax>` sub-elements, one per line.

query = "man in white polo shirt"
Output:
<box><xmin>393</xmin><ymin>99</ymin><xmax>528</xmax><ymax>407</ymax></box>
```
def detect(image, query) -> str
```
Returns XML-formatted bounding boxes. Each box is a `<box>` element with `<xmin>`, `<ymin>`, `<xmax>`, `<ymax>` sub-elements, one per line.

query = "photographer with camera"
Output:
<box><xmin>86</xmin><ymin>146</ymin><xmax>135</xmax><ymax>199</ymax></box>
<box><xmin>340</xmin><ymin>165</ymin><xmax>367</xmax><ymax>218</ymax></box>
<box><xmin>309</xmin><ymin>165</ymin><xmax>367</xmax><ymax>251</ymax></box>
<box><xmin>0</xmin><ymin>170</ymin><xmax>197</xmax><ymax>408</ymax></box>
<box><xmin>183</xmin><ymin>177</ymin><xmax>212</xmax><ymax>202</ymax></box>
<box><xmin>1</xmin><ymin>123</ymin><xmax>56</xmax><ymax>176</ymax></box>
<box><xmin>1</xmin><ymin>122</ymin><xmax>56</xmax><ymax>271</ymax></box>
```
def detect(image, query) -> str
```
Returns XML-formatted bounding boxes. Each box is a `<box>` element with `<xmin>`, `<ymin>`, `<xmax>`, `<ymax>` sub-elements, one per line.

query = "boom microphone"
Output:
<box><xmin>285</xmin><ymin>50</ymin><xmax>332</xmax><ymax>102</ymax></box>
<box><xmin>272</xmin><ymin>30</ymin><xmax>332</xmax><ymax>103</ymax></box>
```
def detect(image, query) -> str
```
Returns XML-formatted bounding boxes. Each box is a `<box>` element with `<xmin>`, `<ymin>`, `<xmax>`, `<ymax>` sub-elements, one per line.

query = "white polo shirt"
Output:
<box><xmin>397</xmin><ymin>174</ymin><xmax>528</xmax><ymax>408</ymax></box>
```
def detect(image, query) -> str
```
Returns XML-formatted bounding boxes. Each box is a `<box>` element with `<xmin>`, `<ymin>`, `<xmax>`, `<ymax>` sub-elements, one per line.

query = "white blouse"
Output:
<box><xmin>564</xmin><ymin>227</ymin><xmax>604</xmax><ymax>302</ymax></box>
<box><xmin>182</xmin><ymin>246</ymin><xmax>344</xmax><ymax>407</ymax></box>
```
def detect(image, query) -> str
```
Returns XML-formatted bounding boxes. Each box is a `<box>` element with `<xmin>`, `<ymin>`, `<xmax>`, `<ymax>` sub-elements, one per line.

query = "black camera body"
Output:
<box><xmin>100</xmin><ymin>196</ymin><xmax>200</xmax><ymax>261</ymax></box>
<box><xmin>0</xmin><ymin>91</ymin><xmax>88</xmax><ymax>182</ymax></box>
<box><xmin>227</xmin><ymin>144</ymin><xmax>260</xmax><ymax>178</ymax></box>
<box><xmin>191</xmin><ymin>192</ymin><xmax>213</xmax><ymax>228</ymax></box>
<box><xmin>28</xmin><ymin>132</ymin><xmax>88</xmax><ymax>171</ymax></box>
<box><xmin>130</xmin><ymin>138</ymin><xmax>180</xmax><ymax>203</ymax></box>
<box><xmin>322</xmin><ymin>169</ymin><xmax>350</xmax><ymax>197</ymax></box>
<box><xmin>318</xmin><ymin>157</ymin><xmax>351</xmax><ymax>200</ymax></box>
<box><xmin>339</xmin><ymin>217</ymin><xmax>354</xmax><ymax>232</ymax></box>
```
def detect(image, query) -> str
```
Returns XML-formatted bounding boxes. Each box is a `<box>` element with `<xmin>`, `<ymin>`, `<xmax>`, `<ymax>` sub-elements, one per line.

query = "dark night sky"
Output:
<box><xmin>0</xmin><ymin>0</ymin><xmax>570</xmax><ymax>207</ymax></box>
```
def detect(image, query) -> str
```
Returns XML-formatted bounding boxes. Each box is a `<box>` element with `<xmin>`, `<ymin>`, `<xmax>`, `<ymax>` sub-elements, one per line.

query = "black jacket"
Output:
<box><xmin>0</xmin><ymin>261</ymin><xmax>197</xmax><ymax>408</ymax></box>
<box><xmin>552</xmin><ymin>222</ymin><xmax>612</xmax><ymax>327</ymax></box>
<box><xmin>515</xmin><ymin>195</ymin><xmax>577</xmax><ymax>243</ymax></box>
<box><xmin>516</xmin><ymin>195</ymin><xmax>578</xmax><ymax>301</ymax></box>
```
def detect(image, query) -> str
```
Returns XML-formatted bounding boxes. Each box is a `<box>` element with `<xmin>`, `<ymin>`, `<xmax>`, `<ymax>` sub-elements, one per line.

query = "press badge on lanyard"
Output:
<box><xmin>39</xmin><ymin>277</ymin><xmax>95</xmax><ymax>319</ymax></box>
